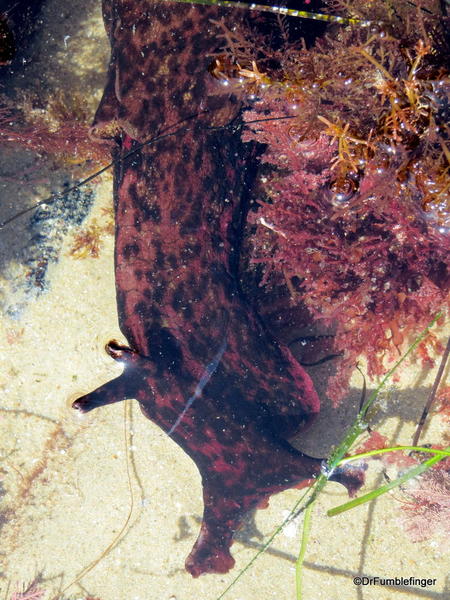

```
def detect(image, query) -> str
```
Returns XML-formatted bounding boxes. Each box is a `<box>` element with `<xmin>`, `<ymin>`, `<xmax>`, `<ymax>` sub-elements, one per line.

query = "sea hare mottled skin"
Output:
<box><xmin>73</xmin><ymin>0</ymin><xmax>361</xmax><ymax>576</ymax></box>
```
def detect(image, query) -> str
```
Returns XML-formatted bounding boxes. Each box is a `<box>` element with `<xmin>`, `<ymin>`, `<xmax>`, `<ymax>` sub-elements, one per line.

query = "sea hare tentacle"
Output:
<box><xmin>72</xmin><ymin>1</ymin><xmax>361</xmax><ymax>576</ymax></box>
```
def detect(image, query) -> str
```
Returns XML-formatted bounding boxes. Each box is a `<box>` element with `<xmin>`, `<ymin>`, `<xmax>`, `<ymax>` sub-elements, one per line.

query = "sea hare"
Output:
<box><xmin>73</xmin><ymin>0</ymin><xmax>362</xmax><ymax>576</ymax></box>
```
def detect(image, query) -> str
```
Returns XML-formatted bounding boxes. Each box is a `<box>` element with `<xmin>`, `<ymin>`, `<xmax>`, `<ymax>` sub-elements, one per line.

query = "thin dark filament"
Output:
<box><xmin>412</xmin><ymin>335</ymin><xmax>450</xmax><ymax>446</ymax></box>
<box><xmin>0</xmin><ymin>112</ymin><xmax>294</xmax><ymax>229</ymax></box>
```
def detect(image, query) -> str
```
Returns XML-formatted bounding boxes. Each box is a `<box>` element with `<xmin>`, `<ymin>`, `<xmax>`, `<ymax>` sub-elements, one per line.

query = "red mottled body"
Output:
<box><xmin>73</xmin><ymin>0</ymin><xmax>362</xmax><ymax>576</ymax></box>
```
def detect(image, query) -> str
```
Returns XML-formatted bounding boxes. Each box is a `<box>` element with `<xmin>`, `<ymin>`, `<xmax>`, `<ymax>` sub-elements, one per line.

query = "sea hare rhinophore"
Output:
<box><xmin>72</xmin><ymin>0</ymin><xmax>362</xmax><ymax>576</ymax></box>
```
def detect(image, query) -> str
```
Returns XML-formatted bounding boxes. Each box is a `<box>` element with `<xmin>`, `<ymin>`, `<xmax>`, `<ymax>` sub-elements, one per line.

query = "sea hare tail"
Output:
<box><xmin>185</xmin><ymin>448</ymin><xmax>366</xmax><ymax>577</ymax></box>
<box><xmin>185</xmin><ymin>445</ymin><xmax>323</xmax><ymax>577</ymax></box>
<box><xmin>185</xmin><ymin>494</ymin><xmax>236</xmax><ymax>577</ymax></box>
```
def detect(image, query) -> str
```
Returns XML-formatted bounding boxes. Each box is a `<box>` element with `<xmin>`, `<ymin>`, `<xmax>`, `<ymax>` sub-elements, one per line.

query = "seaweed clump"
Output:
<box><xmin>0</xmin><ymin>92</ymin><xmax>110</xmax><ymax>174</ymax></box>
<box><xmin>0</xmin><ymin>92</ymin><xmax>111</xmax><ymax>315</ymax></box>
<box><xmin>228</xmin><ymin>0</ymin><xmax>450</xmax><ymax>401</ymax></box>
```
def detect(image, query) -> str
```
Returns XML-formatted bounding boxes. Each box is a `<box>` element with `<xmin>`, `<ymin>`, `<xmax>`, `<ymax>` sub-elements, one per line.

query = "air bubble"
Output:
<box><xmin>320</xmin><ymin>460</ymin><xmax>335</xmax><ymax>478</ymax></box>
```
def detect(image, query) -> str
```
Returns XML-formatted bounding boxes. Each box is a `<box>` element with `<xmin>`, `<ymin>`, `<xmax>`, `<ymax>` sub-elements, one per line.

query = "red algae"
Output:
<box><xmin>229</xmin><ymin>0</ymin><xmax>450</xmax><ymax>402</ymax></box>
<box><xmin>400</xmin><ymin>467</ymin><xmax>450</xmax><ymax>547</ymax></box>
<box><xmin>0</xmin><ymin>94</ymin><xmax>110</xmax><ymax>174</ymax></box>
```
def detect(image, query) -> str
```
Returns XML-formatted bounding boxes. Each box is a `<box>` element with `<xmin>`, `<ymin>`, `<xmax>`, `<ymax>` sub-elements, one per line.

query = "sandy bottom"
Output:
<box><xmin>0</xmin><ymin>1</ymin><xmax>449</xmax><ymax>599</ymax></box>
